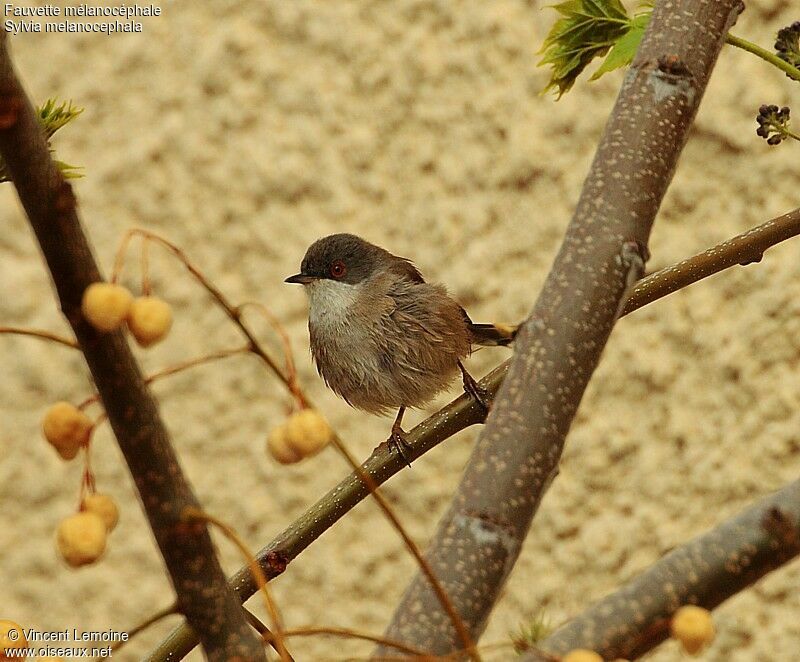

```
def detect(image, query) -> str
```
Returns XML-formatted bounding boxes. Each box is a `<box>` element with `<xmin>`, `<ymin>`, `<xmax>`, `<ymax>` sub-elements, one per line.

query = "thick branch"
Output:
<box><xmin>146</xmin><ymin>202</ymin><xmax>800</xmax><ymax>661</ymax></box>
<box><xmin>0</xmin><ymin>29</ymin><xmax>264</xmax><ymax>661</ymax></box>
<box><xmin>523</xmin><ymin>479</ymin><xmax>800</xmax><ymax>660</ymax></box>
<box><xmin>378</xmin><ymin>0</ymin><xmax>742</xmax><ymax>655</ymax></box>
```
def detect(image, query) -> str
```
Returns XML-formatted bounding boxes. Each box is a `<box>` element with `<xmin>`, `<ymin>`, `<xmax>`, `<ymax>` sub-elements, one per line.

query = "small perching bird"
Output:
<box><xmin>286</xmin><ymin>233</ymin><xmax>516</xmax><ymax>460</ymax></box>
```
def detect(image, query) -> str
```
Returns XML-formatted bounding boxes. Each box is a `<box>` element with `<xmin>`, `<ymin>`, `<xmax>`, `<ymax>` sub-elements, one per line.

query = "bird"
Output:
<box><xmin>285</xmin><ymin>233</ymin><xmax>516</xmax><ymax>461</ymax></box>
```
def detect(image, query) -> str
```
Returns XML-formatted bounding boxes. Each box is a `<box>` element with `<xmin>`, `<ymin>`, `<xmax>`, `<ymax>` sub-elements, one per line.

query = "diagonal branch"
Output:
<box><xmin>623</xmin><ymin>206</ymin><xmax>800</xmax><ymax>316</ymax></box>
<box><xmin>145</xmin><ymin>204</ymin><xmax>800</xmax><ymax>661</ymax></box>
<box><xmin>378</xmin><ymin>0</ymin><xmax>743</xmax><ymax>655</ymax></box>
<box><xmin>0</xmin><ymin>28</ymin><xmax>264</xmax><ymax>662</ymax></box>
<box><xmin>523</xmin><ymin>478</ymin><xmax>800</xmax><ymax>660</ymax></box>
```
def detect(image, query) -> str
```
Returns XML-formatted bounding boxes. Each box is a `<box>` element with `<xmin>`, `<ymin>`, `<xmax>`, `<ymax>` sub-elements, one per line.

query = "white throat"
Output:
<box><xmin>306</xmin><ymin>279</ymin><xmax>362</xmax><ymax>330</ymax></box>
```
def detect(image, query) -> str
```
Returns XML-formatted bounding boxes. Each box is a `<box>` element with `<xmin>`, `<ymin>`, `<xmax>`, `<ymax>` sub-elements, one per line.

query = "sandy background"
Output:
<box><xmin>2</xmin><ymin>1</ymin><xmax>800</xmax><ymax>660</ymax></box>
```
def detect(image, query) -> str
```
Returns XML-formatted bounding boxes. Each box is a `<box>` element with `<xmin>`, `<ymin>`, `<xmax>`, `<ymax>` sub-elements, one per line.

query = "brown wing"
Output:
<box><xmin>388</xmin><ymin>256</ymin><xmax>425</xmax><ymax>284</ymax></box>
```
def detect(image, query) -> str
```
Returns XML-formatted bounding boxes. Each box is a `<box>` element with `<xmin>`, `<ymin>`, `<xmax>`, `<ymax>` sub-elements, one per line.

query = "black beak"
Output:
<box><xmin>284</xmin><ymin>273</ymin><xmax>316</xmax><ymax>285</ymax></box>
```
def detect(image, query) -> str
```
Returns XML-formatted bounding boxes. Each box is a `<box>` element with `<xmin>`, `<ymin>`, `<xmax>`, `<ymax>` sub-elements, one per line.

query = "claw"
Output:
<box><xmin>459</xmin><ymin>360</ymin><xmax>490</xmax><ymax>414</ymax></box>
<box><xmin>388</xmin><ymin>406</ymin><xmax>413</xmax><ymax>466</ymax></box>
<box><xmin>390</xmin><ymin>428</ymin><xmax>413</xmax><ymax>467</ymax></box>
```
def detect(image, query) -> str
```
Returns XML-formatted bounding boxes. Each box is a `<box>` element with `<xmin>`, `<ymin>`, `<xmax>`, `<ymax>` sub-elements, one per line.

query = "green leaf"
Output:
<box><xmin>38</xmin><ymin>98</ymin><xmax>83</xmax><ymax>139</ymax></box>
<box><xmin>510</xmin><ymin>610</ymin><xmax>553</xmax><ymax>653</ymax></box>
<box><xmin>0</xmin><ymin>97</ymin><xmax>83</xmax><ymax>184</ymax></box>
<box><xmin>53</xmin><ymin>159</ymin><xmax>84</xmax><ymax>179</ymax></box>
<box><xmin>538</xmin><ymin>0</ymin><xmax>653</xmax><ymax>97</ymax></box>
<box><xmin>591</xmin><ymin>12</ymin><xmax>649</xmax><ymax>80</ymax></box>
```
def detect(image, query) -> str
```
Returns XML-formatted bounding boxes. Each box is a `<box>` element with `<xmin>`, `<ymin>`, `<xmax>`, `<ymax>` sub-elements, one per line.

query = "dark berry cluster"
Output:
<box><xmin>775</xmin><ymin>21</ymin><xmax>800</xmax><ymax>68</ymax></box>
<box><xmin>756</xmin><ymin>105</ymin><xmax>791</xmax><ymax>145</ymax></box>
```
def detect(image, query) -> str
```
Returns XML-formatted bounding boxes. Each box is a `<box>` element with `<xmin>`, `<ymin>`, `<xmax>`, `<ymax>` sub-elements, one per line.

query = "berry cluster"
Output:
<box><xmin>43</xmin><ymin>401</ymin><xmax>92</xmax><ymax>460</ymax></box>
<box><xmin>775</xmin><ymin>21</ymin><xmax>800</xmax><ymax>69</ymax></box>
<box><xmin>36</xmin><ymin>280</ymin><xmax>174</xmax><ymax>569</ymax></box>
<box><xmin>41</xmin><ymin>399</ymin><xmax>119</xmax><ymax>567</ymax></box>
<box><xmin>81</xmin><ymin>282</ymin><xmax>172</xmax><ymax>346</ymax></box>
<box><xmin>756</xmin><ymin>104</ymin><xmax>792</xmax><ymax>145</ymax></box>
<box><xmin>56</xmin><ymin>493</ymin><xmax>119</xmax><ymax>567</ymax></box>
<box><xmin>267</xmin><ymin>408</ymin><xmax>333</xmax><ymax>464</ymax></box>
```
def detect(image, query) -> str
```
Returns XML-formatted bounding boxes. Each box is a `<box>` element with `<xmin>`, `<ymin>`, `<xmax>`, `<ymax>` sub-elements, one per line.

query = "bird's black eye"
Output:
<box><xmin>330</xmin><ymin>260</ymin><xmax>347</xmax><ymax>279</ymax></box>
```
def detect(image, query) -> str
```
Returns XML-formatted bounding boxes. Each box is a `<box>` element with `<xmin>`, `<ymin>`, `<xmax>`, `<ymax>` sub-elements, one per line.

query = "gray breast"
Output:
<box><xmin>306</xmin><ymin>278</ymin><xmax>469</xmax><ymax>414</ymax></box>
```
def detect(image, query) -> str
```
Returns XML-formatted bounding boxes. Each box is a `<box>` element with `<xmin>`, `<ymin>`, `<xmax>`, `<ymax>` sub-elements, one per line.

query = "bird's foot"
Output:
<box><xmin>389</xmin><ymin>426</ymin><xmax>413</xmax><ymax>467</ymax></box>
<box><xmin>460</xmin><ymin>362</ymin><xmax>490</xmax><ymax>415</ymax></box>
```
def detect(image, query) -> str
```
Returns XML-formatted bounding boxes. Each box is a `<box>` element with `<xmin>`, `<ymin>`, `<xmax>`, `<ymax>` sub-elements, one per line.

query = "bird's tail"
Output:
<box><xmin>468</xmin><ymin>322</ymin><xmax>519</xmax><ymax>347</ymax></box>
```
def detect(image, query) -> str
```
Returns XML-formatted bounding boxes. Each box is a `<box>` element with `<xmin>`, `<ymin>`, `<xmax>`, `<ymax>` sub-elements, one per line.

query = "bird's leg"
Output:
<box><xmin>458</xmin><ymin>360</ymin><xmax>490</xmax><ymax>414</ymax></box>
<box><xmin>389</xmin><ymin>406</ymin><xmax>413</xmax><ymax>466</ymax></box>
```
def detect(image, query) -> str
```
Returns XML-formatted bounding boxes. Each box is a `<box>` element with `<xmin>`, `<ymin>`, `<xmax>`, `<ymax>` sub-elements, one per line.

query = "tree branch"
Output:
<box><xmin>377</xmin><ymin>0</ymin><xmax>742</xmax><ymax>655</ymax></box>
<box><xmin>145</xmin><ymin>201</ymin><xmax>800</xmax><ymax>661</ymax></box>
<box><xmin>522</xmin><ymin>478</ymin><xmax>800</xmax><ymax>660</ymax></box>
<box><xmin>0</xmin><ymin>28</ymin><xmax>264</xmax><ymax>662</ymax></box>
<box><xmin>623</xmin><ymin>206</ymin><xmax>800</xmax><ymax>316</ymax></box>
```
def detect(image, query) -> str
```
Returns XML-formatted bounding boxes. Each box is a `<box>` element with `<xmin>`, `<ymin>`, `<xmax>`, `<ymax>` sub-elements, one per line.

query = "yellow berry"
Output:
<box><xmin>671</xmin><ymin>605</ymin><xmax>715</xmax><ymax>655</ymax></box>
<box><xmin>562</xmin><ymin>651</ymin><xmax>603</xmax><ymax>662</ymax></box>
<box><xmin>267</xmin><ymin>424</ymin><xmax>303</xmax><ymax>464</ymax></box>
<box><xmin>284</xmin><ymin>409</ymin><xmax>333</xmax><ymax>458</ymax></box>
<box><xmin>56</xmin><ymin>512</ymin><xmax>107</xmax><ymax>567</ymax></box>
<box><xmin>127</xmin><ymin>296</ymin><xmax>173</xmax><ymax>347</ymax></box>
<box><xmin>0</xmin><ymin>621</ymin><xmax>27</xmax><ymax>660</ymax></box>
<box><xmin>81</xmin><ymin>282</ymin><xmax>133</xmax><ymax>332</ymax></box>
<box><xmin>81</xmin><ymin>493</ymin><xmax>119</xmax><ymax>532</ymax></box>
<box><xmin>42</xmin><ymin>401</ymin><xmax>92</xmax><ymax>460</ymax></box>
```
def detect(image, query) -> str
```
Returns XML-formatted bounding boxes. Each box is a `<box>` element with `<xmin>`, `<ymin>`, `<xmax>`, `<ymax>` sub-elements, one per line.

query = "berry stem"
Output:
<box><xmin>240</xmin><ymin>610</ymin><xmax>432</xmax><ymax>658</ymax></box>
<box><xmin>726</xmin><ymin>33</ymin><xmax>800</xmax><ymax>82</ymax></box>
<box><xmin>98</xmin><ymin>605</ymin><xmax>179</xmax><ymax>660</ymax></box>
<box><xmin>77</xmin><ymin>345</ymin><xmax>249</xmax><ymax>410</ymax></box>
<box><xmin>140</xmin><ymin>238</ymin><xmax>152</xmax><ymax>296</ymax></box>
<box><xmin>237</xmin><ymin>301</ymin><xmax>305</xmax><ymax>409</ymax></box>
<box><xmin>0</xmin><ymin>325</ymin><xmax>78</xmax><ymax>349</ymax></box>
<box><xmin>113</xmin><ymin>228</ymin><xmax>308</xmax><ymax>407</ymax></box>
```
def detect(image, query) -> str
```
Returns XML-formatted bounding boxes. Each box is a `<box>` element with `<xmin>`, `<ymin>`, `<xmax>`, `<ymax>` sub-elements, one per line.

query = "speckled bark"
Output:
<box><xmin>623</xmin><ymin>206</ymin><xmax>800</xmax><ymax>316</ymax></box>
<box><xmin>0</xmin><ymin>29</ymin><xmax>264</xmax><ymax>662</ymax></box>
<box><xmin>377</xmin><ymin>0</ymin><xmax>742</xmax><ymax>656</ymax></box>
<box><xmin>522</xmin><ymin>480</ymin><xmax>800</xmax><ymax>660</ymax></box>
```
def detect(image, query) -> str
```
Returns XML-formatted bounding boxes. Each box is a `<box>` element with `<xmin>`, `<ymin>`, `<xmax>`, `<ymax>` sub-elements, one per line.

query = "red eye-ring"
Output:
<box><xmin>330</xmin><ymin>260</ymin><xmax>347</xmax><ymax>279</ymax></box>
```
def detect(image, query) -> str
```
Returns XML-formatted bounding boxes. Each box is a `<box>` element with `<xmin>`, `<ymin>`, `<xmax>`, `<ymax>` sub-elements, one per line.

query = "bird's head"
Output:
<box><xmin>285</xmin><ymin>233</ymin><xmax>389</xmax><ymax>288</ymax></box>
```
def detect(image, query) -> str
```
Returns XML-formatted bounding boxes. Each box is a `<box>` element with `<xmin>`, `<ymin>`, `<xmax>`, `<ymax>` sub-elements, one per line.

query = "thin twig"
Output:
<box><xmin>262</xmin><ymin>617</ymin><xmax>522</xmax><ymax>661</ymax></box>
<box><xmin>112</xmin><ymin>228</ymin><xmax>303</xmax><ymax>404</ymax></box>
<box><xmin>0</xmin><ymin>325</ymin><xmax>78</xmax><ymax>348</ymax></box>
<box><xmin>242</xmin><ymin>608</ymin><xmax>431</xmax><ymax>659</ymax></box>
<box><xmin>237</xmin><ymin>301</ymin><xmax>303</xmax><ymax>408</ymax></box>
<box><xmin>623</xmin><ymin>206</ymin><xmax>800</xmax><ymax>315</ymax></box>
<box><xmin>281</xmin><ymin>627</ymin><xmax>429</xmax><ymax>657</ymax></box>
<box><xmin>77</xmin><ymin>345</ymin><xmax>249</xmax><ymax>410</ymax></box>
<box><xmin>726</xmin><ymin>33</ymin><xmax>800</xmax><ymax>82</ymax></box>
<box><xmin>97</xmin><ymin>605</ymin><xmax>179</xmax><ymax>661</ymax></box>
